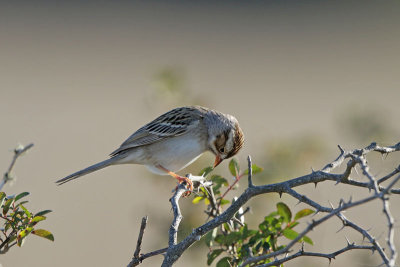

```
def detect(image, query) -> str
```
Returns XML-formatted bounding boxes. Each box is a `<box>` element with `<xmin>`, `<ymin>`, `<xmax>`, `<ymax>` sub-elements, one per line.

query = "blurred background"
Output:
<box><xmin>1</xmin><ymin>1</ymin><xmax>400</xmax><ymax>266</ymax></box>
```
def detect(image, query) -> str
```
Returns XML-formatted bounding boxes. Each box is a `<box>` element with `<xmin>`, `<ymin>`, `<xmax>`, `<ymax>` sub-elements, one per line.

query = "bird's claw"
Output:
<box><xmin>176</xmin><ymin>176</ymin><xmax>193</xmax><ymax>197</ymax></box>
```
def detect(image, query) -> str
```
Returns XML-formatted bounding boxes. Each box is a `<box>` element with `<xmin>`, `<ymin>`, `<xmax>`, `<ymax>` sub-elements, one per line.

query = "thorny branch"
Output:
<box><xmin>258</xmin><ymin>243</ymin><xmax>375</xmax><ymax>267</ymax></box>
<box><xmin>128</xmin><ymin>142</ymin><xmax>400</xmax><ymax>267</ymax></box>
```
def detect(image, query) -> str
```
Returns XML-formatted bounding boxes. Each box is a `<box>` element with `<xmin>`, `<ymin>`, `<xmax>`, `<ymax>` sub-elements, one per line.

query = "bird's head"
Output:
<box><xmin>208</xmin><ymin>116</ymin><xmax>244</xmax><ymax>168</ymax></box>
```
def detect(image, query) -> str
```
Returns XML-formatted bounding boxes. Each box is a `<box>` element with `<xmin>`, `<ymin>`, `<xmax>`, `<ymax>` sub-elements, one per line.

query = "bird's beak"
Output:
<box><xmin>213</xmin><ymin>155</ymin><xmax>223</xmax><ymax>168</ymax></box>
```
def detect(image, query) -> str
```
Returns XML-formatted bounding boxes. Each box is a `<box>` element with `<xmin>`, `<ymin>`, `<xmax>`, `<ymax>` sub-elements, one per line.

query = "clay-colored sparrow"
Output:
<box><xmin>57</xmin><ymin>106</ymin><xmax>244</xmax><ymax>193</ymax></box>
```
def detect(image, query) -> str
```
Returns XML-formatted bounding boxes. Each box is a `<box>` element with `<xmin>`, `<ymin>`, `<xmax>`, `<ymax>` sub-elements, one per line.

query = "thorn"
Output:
<box><xmin>348</xmin><ymin>195</ymin><xmax>352</xmax><ymax>203</ymax></box>
<box><xmin>345</xmin><ymin>236</ymin><xmax>351</xmax><ymax>246</ymax></box>
<box><xmin>328</xmin><ymin>258</ymin><xmax>332</xmax><ymax>264</ymax></box>
<box><xmin>311</xmin><ymin>167</ymin><xmax>315</xmax><ymax>173</ymax></box>
<box><xmin>354</xmin><ymin>166</ymin><xmax>359</xmax><ymax>176</ymax></box>
<box><xmin>336</xmin><ymin>225</ymin><xmax>345</xmax><ymax>233</ymax></box>
<box><xmin>312</xmin><ymin>209</ymin><xmax>320</xmax><ymax>217</ymax></box>
<box><xmin>279</xmin><ymin>191</ymin><xmax>283</xmax><ymax>198</ymax></box>
<box><xmin>338</xmin><ymin>145</ymin><xmax>344</xmax><ymax>153</ymax></box>
<box><xmin>314</xmin><ymin>182</ymin><xmax>318</xmax><ymax>188</ymax></box>
<box><xmin>328</xmin><ymin>201</ymin><xmax>334</xmax><ymax>209</ymax></box>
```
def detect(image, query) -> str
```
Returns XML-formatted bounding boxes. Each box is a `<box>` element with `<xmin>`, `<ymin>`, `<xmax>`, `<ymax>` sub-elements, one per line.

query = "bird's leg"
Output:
<box><xmin>156</xmin><ymin>165</ymin><xmax>193</xmax><ymax>196</ymax></box>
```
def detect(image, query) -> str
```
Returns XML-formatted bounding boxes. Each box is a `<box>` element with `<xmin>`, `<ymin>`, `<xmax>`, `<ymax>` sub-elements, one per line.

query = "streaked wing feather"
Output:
<box><xmin>110</xmin><ymin>107</ymin><xmax>204</xmax><ymax>156</ymax></box>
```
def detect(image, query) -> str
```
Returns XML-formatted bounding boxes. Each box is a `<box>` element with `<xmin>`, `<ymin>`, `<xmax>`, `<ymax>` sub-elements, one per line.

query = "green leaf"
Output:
<box><xmin>199</xmin><ymin>166</ymin><xmax>214</xmax><ymax>177</ymax></box>
<box><xmin>282</xmin><ymin>228</ymin><xmax>299</xmax><ymax>240</ymax></box>
<box><xmin>216</xmin><ymin>257</ymin><xmax>231</xmax><ymax>267</ymax></box>
<box><xmin>4</xmin><ymin>221</ymin><xmax>11</xmax><ymax>232</ymax></box>
<box><xmin>35</xmin><ymin>210</ymin><xmax>52</xmax><ymax>217</ymax></box>
<box><xmin>0</xmin><ymin>192</ymin><xmax>6</xmax><ymax>207</ymax></box>
<box><xmin>228</xmin><ymin>158</ymin><xmax>239</xmax><ymax>177</ymax></box>
<box><xmin>294</xmin><ymin>209</ymin><xmax>314</xmax><ymax>221</ymax></box>
<box><xmin>215</xmin><ymin>234</ymin><xmax>225</xmax><ymax>244</ymax></box>
<box><xmin>199</xmin><ymin>187</ymin><xmax>208</xmax><ymax>195</ymax></box>
<box><xmin>17</xmin><ymin>226</ymin><xmax>33</xmax><ymax>247</ymax></box>
<box><xmin>32</xmin><ymin>229</ymin><xmax>54</xmax><ymax>241</ymax></box>
<box><xmin>20</xmin><ymin>205</ymin><xmax>32</xmax><ymax>218</ymax></box>
<box><xmin>30</xmin><ymin>216</ymin><xmax>46</xmax><ymax>225</ymax></box>
<box><xmin>219</xmin><ymin>199</ymin><xmax>230</xmax><ymax>206</ymax></box>
<box><xmin>222</xmin><ymin>223</ymin><xmax>231</xmax><ymax>232</ymax></box>
<box><xmin>212</xmin><ymin>175</ymin><xmax>228</xmax><ymax>187</ymax></box>
<box><xmin>288</xmin><ymin>221</ymin><xmax>300</xmax><ymax>229</ymax></box>
<box><xmin>276</xmin><ymin>202</ymin><xmax>292</xmax><ymax>223</ymax></box>
<box><xmin>16</xmin><ymin>200</ymin><xmax>29</xmax><ymax>207</ymax></box>
<box><xmin>207</xmin><ymin>249</ymin><xmax>223</xmax><ymax>265</ymax></box>
<box><xmin>244</xmin><ymin>164</ymin><xmax>264</xmax><ymax>175</ymax></box>
<box><xmin>302</xmin><ymin>235</ymin><xmax>313</xmax><ymax>245</ymax></box>
<box><xmin>192</xmin><ymin>196</ymin><xmax>204</xmax><ymax>204</ymax></box>
<box><xmin>211</xmin><ymin>175</ymin><xmax>228</xmax><ymax>192</ymax></box>
<box><xmin>241</xmin><ymin>225</ymin><xmax>257</xmax><ymax>239</ymax></box>
<box><xmin>225</xmin><ymin>232</ymin><xmax>241</xmax><ymax>244</ymax></box>
<box><xmin>205</xmin><ymin>228</ymin><xmax>218</xmax><ymax>247</ymax></box>
<box><xmin>15</xmin><ymin>192</ymin><xmax>29</xmax><ymax>202</ymax></box>
<box><xmin>3</xmin><ymin>198</ymin><xmax>14</xmax><ymax>215</ymax></box>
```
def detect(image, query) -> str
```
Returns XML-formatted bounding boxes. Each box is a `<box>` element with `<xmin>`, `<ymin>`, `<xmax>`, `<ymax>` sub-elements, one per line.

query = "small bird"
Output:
<box><xmin>56</xmin><ymin>106</ymin><xmax>244</xmax><ymax>193</ymax></box>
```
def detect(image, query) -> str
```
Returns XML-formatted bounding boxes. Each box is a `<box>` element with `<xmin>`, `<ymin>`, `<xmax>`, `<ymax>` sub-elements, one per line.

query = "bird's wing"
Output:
<box><xmin>110</xmin><ymin>106</ymin><xmax>205</xmax><ymax>156</ymax></box>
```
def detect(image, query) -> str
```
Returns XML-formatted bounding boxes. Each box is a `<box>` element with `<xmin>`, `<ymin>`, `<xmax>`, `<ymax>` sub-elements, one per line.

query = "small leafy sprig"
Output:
<box><xmin>0</xmin><ymin>191</ymin><xmax>54</xmax><ymax>253</ymax></box>
<box><xmin>193</xmin><ymin>159</ymin><xmax>314</xmax><ymax>267</ymax></box>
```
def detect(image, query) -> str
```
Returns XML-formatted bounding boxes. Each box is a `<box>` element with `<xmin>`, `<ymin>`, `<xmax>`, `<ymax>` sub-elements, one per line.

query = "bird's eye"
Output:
<box><xmin>219</xmin><ymin>147</ymin><xmax>225</xmax><ymax>153</ymax></box>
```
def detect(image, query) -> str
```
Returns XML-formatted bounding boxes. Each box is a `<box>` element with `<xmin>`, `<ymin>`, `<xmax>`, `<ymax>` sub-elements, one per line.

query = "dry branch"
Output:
<box><xmin>127</xmin><ymin>142</ymin><xmax>400</xmax><ymax>267</ymax></box>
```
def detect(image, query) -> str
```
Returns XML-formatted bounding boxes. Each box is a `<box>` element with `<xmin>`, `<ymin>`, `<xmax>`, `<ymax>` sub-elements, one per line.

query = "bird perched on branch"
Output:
<box><xmin>57</xmin><ymin>106</ymin><xmax>244</xmax><ymax>195</ymax></box>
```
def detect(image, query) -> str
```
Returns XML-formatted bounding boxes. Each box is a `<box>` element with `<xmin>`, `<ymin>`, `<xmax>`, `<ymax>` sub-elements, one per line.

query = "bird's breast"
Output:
<box><xmin>145</xmin><ymin>134</ymin><xmax>206</xmax><ymax>174</ymax></box>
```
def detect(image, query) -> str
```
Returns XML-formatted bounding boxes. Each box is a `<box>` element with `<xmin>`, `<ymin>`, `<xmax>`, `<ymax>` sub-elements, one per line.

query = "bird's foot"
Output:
<box><xmin>175</xmin><ymin>175</ymin><xmax>193</xmax><ymax>197</ymax></box>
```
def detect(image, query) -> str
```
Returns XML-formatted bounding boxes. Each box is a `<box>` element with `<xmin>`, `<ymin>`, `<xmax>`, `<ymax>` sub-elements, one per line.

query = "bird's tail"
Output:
<box><xmin>56</xmin><ymin>157</ymin><xmax>118</xmax><ymax>185</ymax></box>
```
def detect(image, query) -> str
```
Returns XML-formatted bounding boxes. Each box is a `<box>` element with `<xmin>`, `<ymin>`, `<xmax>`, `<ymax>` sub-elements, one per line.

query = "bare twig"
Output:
<box><xmin>162</xmin><ymin>184</ymin><xmax>188</xmax><ymax>267</ymax></box>
<box><xmin>247</xmin><ymin>155</ymin><xmax>254</xmax><ymax>187</ymax></box>
<box><xmin>259</xmin><ymin>243</ymin><xmax>375</xmax><ymax>267</ymax></box>
<box><xmin>127</xmin><ymin>247</ymin><xmax>168</xmax><ymax>267</ymax></box>
<box><xmin>134</xmin><ymin>216</ymin><xmax>148</xmax><ymax>259</ymax></box>
<box><xmin>168</xmin><ymin>184</ymin><xmax>186</xmax><ymax>247</ymax></box>
<box><xmin>127</xmin><ymin>216</ymin><xmax>170</xmax><ymax>267</ymax></box>
<box><xmin>336</xmin><ymin>212</ymin><xmax>388</xmax><ymax>263</ymax></box>
<box><xmin>378</xmin><ymin>165</ymin><xmax>400</xmax><ymax>184</ymax></box>
<box><xmin>1</xmin><ymin>143</ymin><xmax>34</xmax><ymax>191</ymax></box>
